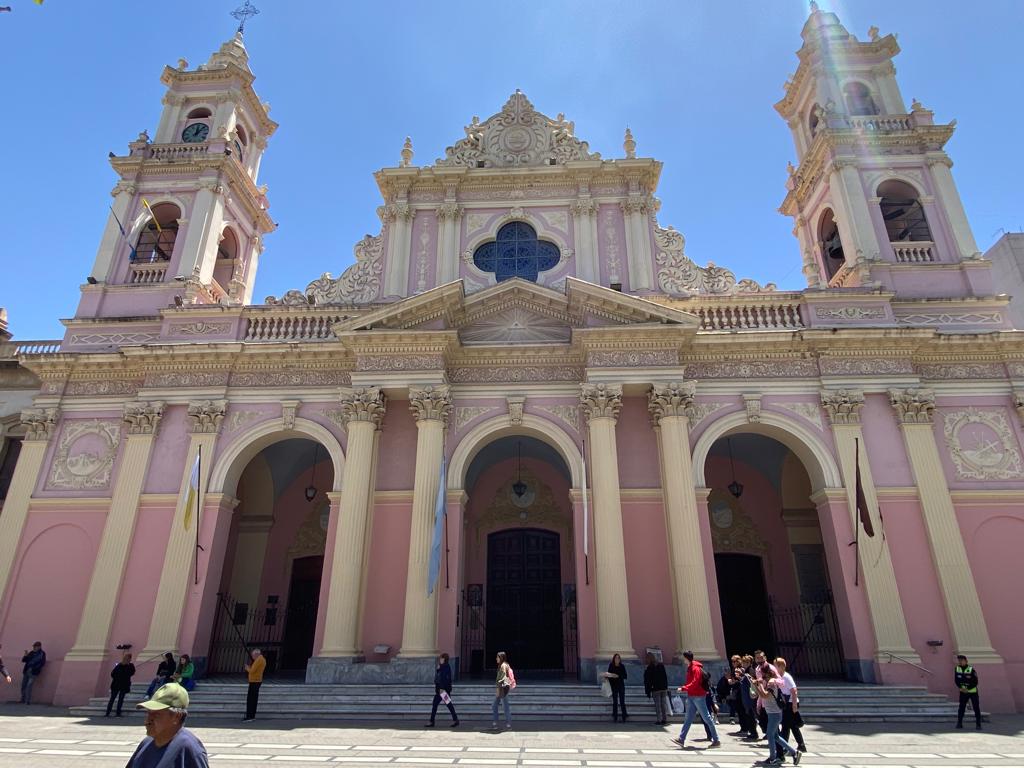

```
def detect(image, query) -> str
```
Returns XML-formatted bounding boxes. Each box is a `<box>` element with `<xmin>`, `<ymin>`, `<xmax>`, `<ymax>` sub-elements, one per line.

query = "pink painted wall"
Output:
<box><xmin>143</xmin><ymin>406</ymin><xmax>192</xmax><ymax>494</ymax></box>
<box><xmin>615</xmin><ymin>396</ymin><xmax>660</xmax><ymax>489</ymax></box>
<box><xmin>861</xmin><ymin>393</ymin><xmax>915</xmax><ymax>487</ymax></box>
<box><xmin>620</xmin><ymin>496</ymin><xmax>676</xmax><ymax>659</ymax></box>
<box><xmin>359</xmin><ymin>500</ymin><xmax>412</xmax><ymax>660</ymax></box>
<box><xmin>376</xmin><ymin>406</ymin><xmax>417</xmax><ymax>491</ymax></box>
<box><xmin>0</xmin><ymin>513</ymin><xmax>101</xmax><ymax>704</ymax></box>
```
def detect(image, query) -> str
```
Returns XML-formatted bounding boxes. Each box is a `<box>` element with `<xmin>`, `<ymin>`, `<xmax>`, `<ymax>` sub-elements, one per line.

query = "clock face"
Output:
<box><xmin>710</xmin><ymin>501</ymin><xmax>734</xmax><ymax>529</ymax></box>
<box><xmin>181</xmin><ymin>122</ymin><xmax>209</xmax><ymax>143</ymax></box>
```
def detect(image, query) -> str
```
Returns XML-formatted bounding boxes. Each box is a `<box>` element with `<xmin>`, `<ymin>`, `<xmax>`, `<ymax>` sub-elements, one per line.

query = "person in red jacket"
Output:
<box><xmin>671</xmin><ymin>651</ymin><xmax>721</xmax><ymax>749</ymax></box>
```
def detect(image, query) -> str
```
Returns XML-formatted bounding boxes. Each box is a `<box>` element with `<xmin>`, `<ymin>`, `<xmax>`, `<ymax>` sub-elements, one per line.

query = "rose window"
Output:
<box><xmin>472</xmin><ymin>221</ymin><xmax>560</xmax><ymax>283</ymax></box>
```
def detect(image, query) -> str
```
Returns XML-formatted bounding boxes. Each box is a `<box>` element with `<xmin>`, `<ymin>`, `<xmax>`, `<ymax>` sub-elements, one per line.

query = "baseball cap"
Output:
<box><xmin>137</xmin><ymin>682</ymin><xmax>189</xmax><ymax>711</ymax></box>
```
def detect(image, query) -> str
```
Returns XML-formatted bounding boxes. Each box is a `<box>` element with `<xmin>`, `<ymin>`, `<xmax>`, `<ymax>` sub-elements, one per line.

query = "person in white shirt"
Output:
<box><xmin>774</xmin><ymin>658</ymin><xmax>806</xmax><ymax>753</ymax></box>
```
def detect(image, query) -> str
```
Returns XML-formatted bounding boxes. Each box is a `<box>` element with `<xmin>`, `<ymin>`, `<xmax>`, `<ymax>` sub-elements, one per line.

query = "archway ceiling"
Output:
<box><xmin>708</xmin><ymin>433</ymin><xmax>790</xmax><ymax>492</ymax></box>
<box><xmin>257</xmin><ymin>437</ymin><xmax>325</xmax><ymax>501</ymax></box>
<box><xmin>465</xmin><ymin>435</ymin><xmax>570</xmax><ymax>492</ymax></box>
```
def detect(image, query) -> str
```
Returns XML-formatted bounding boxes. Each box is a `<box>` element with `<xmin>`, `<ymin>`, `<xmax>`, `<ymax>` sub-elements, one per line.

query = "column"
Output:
<box><xmin>91</xmin><ymin>183</ymin><xmax>137</xmax><ymax>283</ymax></box>
<box><xmin>580</xmin><ymin>383</ymin><xmax>636</xmax><ymax>659</ymax></box>
<box><xmin>571</xmin><ymin>199</ymin><xmax>600</xmax><ymax>283</ymax></box>
<box><xmin>830</xmin><ymin>160</ymin><xmax>882</xmax><ymax>263</ymax></box>
<box><xmin>66</xmin><ymin>401</ymin><xmax>165</xmax><ymax>660</ymax></box>
<box><xmin>926</xmin><ymin>155</ymin><xmax>981</xmax><ymax>259</ymax></box>
<box><xmin>176</xmin><ymin>182</ymin><xmax>221</xmax><ymax>280</ymax></box>
<box><xmin>0</xmin><ymin>408</ymin><xmax>58</xmax><ymax>604</ymax></box>
<box><xmin>889</xmin><ymin>389</ymin><xmax>1001</xmax><ymax>661</ymax></box>
<box><xmin>621</xmin><ymin>197</ymin><xmax>655</xmax><ymax>291</ymax></box>
<box><xmin>154</xmin><ymin>92</ymin><xmax>185</xmax><ymax>144</ymax></box>
<box><xmin>320</xmin><ymin>387</ymin><xmax>386</xmax><ymax>657</ymax></box>
<box><xmin>397</xmin><ymin>385</ymin><xmax>451</xmax><ymax>658</ymax></box>
<box><xmin>648</xmin><ymin>382</ymin><xmax>718</xmax><ymax>659</ymax></box>
<box><xmin>382</xmin><ymin>203</ymin><xmax>415</xmax><ymax>298</ymax></box>
<box><xmin>435</xmin><ymin>203</ymin><xmax>462</xmax><ymax>284</ymax></box>
<box><xmin>140</xmin><ymin>399</ymin><xmax>225</xmax><ymax>657</ymax></box>
<box><xmin>820</xmin><ymin>389</ymin><xmax>920</xmax><ymax>663</ymax></box>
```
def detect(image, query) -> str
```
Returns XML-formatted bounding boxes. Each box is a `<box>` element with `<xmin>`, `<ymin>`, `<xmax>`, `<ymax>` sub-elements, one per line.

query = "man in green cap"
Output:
<box><xmin>126</xmin><ymin>681</ymin><xmax>208</xmax><ymax>767</ymax></box>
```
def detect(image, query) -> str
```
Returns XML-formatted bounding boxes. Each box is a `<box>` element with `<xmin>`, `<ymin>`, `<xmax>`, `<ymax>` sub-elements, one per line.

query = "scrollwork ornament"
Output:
<box><xmin>889</xmin><ymin>388</ymin><xmax>935</xmax><ymax>425</ymax></box>
<box><xmin>580</xmin><ymin>383</ymin><xmax>623</xmax><ymax>422</ymax></box>
<box><xmin>21</xmin><ymin>407</ymin><xmax>59</xmax><ymax>441</ymax></box>
<box><xmin>654</xmin><ymin>224</ymin><xmax>775</xmax><ymax>296</ymax></box>
<box><xmin>339</xmin><ymin>387</ymin><xmax>387</xmax><ymax>428</ymax></box>
<box><xmin>820</xmin><ymin>389</ymin><xmax>865</xmax><ymax>425</ymax></box>
<box><xmin>648</xmin><ymin>381</ymin><xmax>697</xmax><ymax>426</ymax></box>
<box><xmin>268</xmin><ymin>233</ymin><xmax>383</xmax><ymax>306</ymax></box>
<box><xmin>187</xmin><ymin>399</ymin><xmax>227</xmax><ymax>434</ymax></box>
<box><xmin>409</xmin><ymin>385</ymin><xmax>453</xmax><ymax>425</ymax></box>
<box><xmin>123</xmin><ymin>400</ymin><xmax>166</xmax><ymax>436</ymax></box>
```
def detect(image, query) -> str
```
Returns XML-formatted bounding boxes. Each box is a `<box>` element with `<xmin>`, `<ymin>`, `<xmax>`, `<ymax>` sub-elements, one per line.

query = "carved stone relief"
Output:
<box><xmin>819</xmin><ymin>358</ymin><xmax>914</xmax><ymax>376</ymax></box>
<box><xmin>686</xmin><ymin>402</ymin><xmax>730</xmax><ymax>428</ymax></box>
<box><xmin>230</xmin><ymin>370</ymin><xmax>351</xmax><ymax>387</ymax></box>
<box><xmin>48</xmin><ymin>419</ymin><xmax>121</xmax><ymax>490</ymax></box>
<box><xmin>266</xmin><ymin>233</ymin><xmax>383</xmax><ymax>306</ymax></box>
<box><xmin>471</xmin><ymin>469</ymin><xmax>569</xmax><ymax>547</ymax></box>
<box><xmin>654</xmin><ymin>225</ymin><xmax>776</xmax><ymax>296</ymax></box>
<box><xmin>454</xmin><ymin>406</ymin><xmax>493</xmax><ymax>432</ymax></box>
<box><xmin>188</xmin><ymin>400</ymin><xmax>227</xmax><ymax>434</ymax></box>
<box><xmin>588</xmin><ymin>349</ymin><xmax>678</xmax><ymax>367</ymax></box>
<box><xmin>821</xmin><ymin>389</ymin><xmax>865</xmax><ymax>425</ymax></box>
<box><xmin>942</xmin><ymin>408</ymin><xmax>1024</xmax><ymax>480</ymax></box>
<box><xmin>774</xmin><ymin>402</ymin><xmax>824</xmax><ymax>430</ymax></box>
<box><xmin>21</xmin><ymin>408</ymin><xmax>60</xmax><ymax>442</ymax></box>
<box><xmin>813</xmin><ymin>306</ymin><xmax>886</xmax><ymax>320</ymax></box>
<box><xmin>225</xmin><ymin>409</ymin><xmax>261</xmax><ymax>433</ymax></box>
<box><xmin>537</xmin><ymin>404</ymin><xmax>579</xmax><ymax>433</ymax></box>
<box><xmin>123</xmin><ymin>401</ymin><xmax>165</xmax><ymax>436</ymax></box>
<box><xmin>459</xmin><ymin>307</ymin><xmax>572</xmax><ymax>345</ymax></box>
<box><xmin>449</xmin><ymin>365</ymin><xmax>583</xmax><ymax>383</ymax></box>
<box><xmin>170</xmin><ymin>321</ymin><xmax>233</xmax><ymax>336</ymax></box>
<box><xmin>684</xmin><ymin>360</ymin><xmax>819</xmax><ymax>379</ymax></box>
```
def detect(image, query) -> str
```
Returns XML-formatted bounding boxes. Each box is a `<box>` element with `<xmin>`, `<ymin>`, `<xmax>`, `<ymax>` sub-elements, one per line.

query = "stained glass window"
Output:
<box><xmin>473</xmin><ymin>221</ymin><xmax>560</xmax><ymax>283</ymax></box>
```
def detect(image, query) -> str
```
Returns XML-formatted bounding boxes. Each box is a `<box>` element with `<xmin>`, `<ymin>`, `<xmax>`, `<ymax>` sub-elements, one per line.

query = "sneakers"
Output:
<box><xmin>708</xmin><ymin>741</ymin><xmax>722</xmax><ymax>748</ymax></box>
<box><xmin>424</xmin><ymin>722</ymin><xmax>435</xmax><ymax>728</ymax></box>
<box><xmin>242</xmin><ymin>717</ymin><xmax>255</xmax><ymax>722</ymax></box>
<box><xmin>798</xmin><ymin>745</ymin><xmax>807</xmax><ymax>753</ymax></box>
<box><xmin>491</xmin><ymin>721</ymin><xmax>498</xmax><ymax>730</ymax></box>
<box><xmin>504</xmin><ymin>722</ymin><xmax>512</xmax><ymax>730</ymax></box>
<box><xmin>450</xmin><ymin>721</ymin><xmax>460</xmax><ymax>728</ymax></box>
<box><xmin>793</xmin><ymin>750</ymin><xmax>802</xmax><ymax>765</ymax></box>
<box><xmin>671</xmin><ymin>737</ymin><xmax>685</xmax><ymax>748</ymax></box>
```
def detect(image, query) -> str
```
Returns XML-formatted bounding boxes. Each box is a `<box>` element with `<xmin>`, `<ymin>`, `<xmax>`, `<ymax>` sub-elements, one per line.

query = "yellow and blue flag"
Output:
<box><xmin>182</xmin><ymin>452</ymin><xmax>200</xmax><ymax>530</ymax></box>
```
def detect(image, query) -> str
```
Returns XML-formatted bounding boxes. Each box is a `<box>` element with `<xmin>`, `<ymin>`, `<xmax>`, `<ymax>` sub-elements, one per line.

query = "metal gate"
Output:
<box><xmin>768</xmin><ymin>591</ymin><xmax>845</xmax><ymax>678</ymax></box>
<box><xmin>207</xmin><ymin>592</ymin><xmax>292</xmax><ymax>675</ymax></box>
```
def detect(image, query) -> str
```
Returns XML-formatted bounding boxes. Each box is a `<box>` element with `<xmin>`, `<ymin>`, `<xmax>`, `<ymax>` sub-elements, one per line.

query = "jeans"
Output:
<box><xmin>246</xmin><ymin>682</ymin><xmax>262</xmax><ymax>719</ymax></box>
<box><xmin>146</xmin><ymin>676</ymin><xmax>171</xmax><ymax>698</ymax></box>
<box><xmin>766</xmin><ymin>710</ymin><xmax>798</xmax><ymax>761</ymax></box>
<box><xmin>958</xmin><ymin>691</ymin><xmax>981</xmax><ymax>727</ymax></box>
<box><xmin>430</xmin><ymin>692</ymin><xmax>458</xmax><ymax>723</ymax></box>
<box><xmin>20</xmin><ymin>674</ymin><xmax>36</xmax><ymax>704</ymax></box>
<box><xmin>678</xmin><ymin>694</ymin><xmax>719</xmax><ymax>743</ymax></box>
<box><xmin>106</xmin><ymin>690</ymin><xmax>127</xmax><ymax>716</ymax></box>
<box><xmin>491</xmin><ymin>694</ymin><xmax>511</xmax><ymax>725</ymax></box>
<box><xmin>652</xmin><ymin>690</ymin><xmax>670</xmax><ymax>722</ymax></box>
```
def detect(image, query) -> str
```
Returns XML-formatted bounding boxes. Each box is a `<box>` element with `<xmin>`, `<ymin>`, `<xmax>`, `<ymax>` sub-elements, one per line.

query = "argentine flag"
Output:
<box><xmin>427</xmin><ymin>455</ymin><xmax>447</xmax><ymax>596</ymax></box>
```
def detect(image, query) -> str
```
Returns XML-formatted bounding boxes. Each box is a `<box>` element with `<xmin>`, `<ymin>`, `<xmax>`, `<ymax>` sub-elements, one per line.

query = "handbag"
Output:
<box><xmin>600</xmin><ymin>678</ymin><xmax>612</xmax><ymax>698</ymax></box>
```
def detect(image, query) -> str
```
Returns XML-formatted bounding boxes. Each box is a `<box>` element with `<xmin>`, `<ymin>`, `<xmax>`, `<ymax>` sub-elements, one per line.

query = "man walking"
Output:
<box><xmin>955</xmin><ymin>654</ymin><xmax>981</xmax><ymax>730</ymax></box>
<box><xmin>243</xmin><ymin>648</ymin><xmax>266</xmax><ymax>722</ymax></box>
<box><xmin>127</xmin><ymin>682</ymin><xmax>208</xmax><ymax>767</ymax></box>
<box><xmin>671</xmin><ymin>651</ymin><xmax>721</xmax><ymax>749</ymax></box>
<box><xmin>20</xmin><ymin>642</ymin><xmax>45</xmax><ymax>704</ymax></box>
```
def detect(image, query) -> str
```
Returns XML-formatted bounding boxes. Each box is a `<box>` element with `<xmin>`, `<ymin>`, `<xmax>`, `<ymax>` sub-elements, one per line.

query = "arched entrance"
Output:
<box><xmin>704</xmin><ymin>432</ymin><xmax>845</xmax><ymax>678</ymax></box>
<box><xmin>207</xmin><ymin>437</ymin><xmax>335</xmax><ymax>676</ymax></box>
<box><xmin>459</xmin><ymin>435</ymin><xmax>578</xmax><ymax>679</ymax></box>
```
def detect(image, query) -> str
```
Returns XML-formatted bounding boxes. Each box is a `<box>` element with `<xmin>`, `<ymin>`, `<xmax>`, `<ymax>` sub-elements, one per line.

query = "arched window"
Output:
<box><xmin>186</xmin><ymin>107</ymin><xmax>212</xmax><ymax>120</ymax></box>
<box><xmin>133</xmin><ymin>202</ymin><xmax>180</xmax><ymax>263</ymax></box>
<box><xmin>843</xmin><ymin>82</ymin><xmax>878</xmax><ymax>116</ymax></box>
<box><xmin>877</xmin><ymin>180</ymin><xmax>931</xmax><ymax>242</ymax></box>
<box><xmin>818</xmin><ymin>209</ymin><xmax>845</xmax><ymax>280</ymax></box>
<box><xmin>218</xmin><ymin>228</ymin><xmax>239</xmax><ymax>260</ymax></box>
<box><xmin>808</xmin><ymin>105</ymin><xmax>821</xmax><ymax>137</ymax></box>
<box><xmin>472</xmin><ymin>221</ymin><xmax>560</xmax><ymax>283</ymax></box>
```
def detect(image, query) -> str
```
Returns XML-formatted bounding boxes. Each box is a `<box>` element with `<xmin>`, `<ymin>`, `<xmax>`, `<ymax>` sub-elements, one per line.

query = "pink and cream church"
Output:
<box><xmin>2</xmin><ymin>5</ymin><xmax>1024</xmax><ymax>712</ymax></box>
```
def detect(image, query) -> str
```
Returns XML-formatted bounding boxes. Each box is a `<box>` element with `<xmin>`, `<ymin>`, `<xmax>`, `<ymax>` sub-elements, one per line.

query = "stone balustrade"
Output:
<box><xmin>846</xmin><ymin>114</ymin><xmax>913</xmax><ymax>132</ymax></box>
<box><xmin>891</xmin><ymin>241</ymin><xmax>935</xmax><ymax>263</ymax></box>
<box><xmin>243</xmin><ymin>308</ymin><xmax>355</xmax><ymax>341</ymax></box>
<box><xmin>682</xmin><ymin>295</ymin><xmax>805</xmax><ymax>330</ymax></box>
<box><xmin>129</xmin><ymin>263</ymin><xmax>168</xmax><ymax>284</ymax></box>
<box><xmin>0</xmin><ymin>339</ymin><xmax>62</xmax><ymax>359</ymax></box>
<box><xmin>147</xmin><ymin>142</ymin><xmax>213</xmax><ymax>162</ymax></box>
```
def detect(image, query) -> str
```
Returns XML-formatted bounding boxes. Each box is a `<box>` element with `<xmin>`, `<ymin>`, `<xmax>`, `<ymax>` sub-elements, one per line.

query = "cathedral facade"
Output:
<box><xmin>1</xmin><ymin>7</ymin><xmax>1023</xmax><ymax>712</ymax></box>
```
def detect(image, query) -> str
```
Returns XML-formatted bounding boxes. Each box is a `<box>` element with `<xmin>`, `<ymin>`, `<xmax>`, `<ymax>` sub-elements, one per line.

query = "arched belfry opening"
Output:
<box><xmin>704</xmin><ymin>432</ymin><xmax>846</xmax><ymax>678</ymax></box>
<box><xmin>459</xmin><ymin>435</ymin><xmax>579</xmax><ymax>679</ymax></box>
<box><xmin>207</xmin><ymin>437</ymin><xmax>335</xmax><ymax>676</ymax></box>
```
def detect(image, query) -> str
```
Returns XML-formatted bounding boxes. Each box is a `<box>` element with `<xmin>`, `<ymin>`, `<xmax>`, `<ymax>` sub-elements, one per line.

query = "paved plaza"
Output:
<box><xmin>0</xmin><ymin>705</ymin><xmax>1019</xmax><ymax>768</ymax></box>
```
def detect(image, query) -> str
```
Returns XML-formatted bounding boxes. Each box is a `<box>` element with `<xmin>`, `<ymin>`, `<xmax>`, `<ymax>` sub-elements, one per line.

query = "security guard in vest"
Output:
<box><xmin>954</xmin><ymin>654</ymin><xmax>981</xmax><ymax>730</ymax></box>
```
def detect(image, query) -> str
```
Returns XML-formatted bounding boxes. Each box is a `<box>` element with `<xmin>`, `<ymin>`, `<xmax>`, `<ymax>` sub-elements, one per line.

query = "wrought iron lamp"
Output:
<box><xmin>305</xmin><ymin>442</ymin><xmax>320</xmax><ymax>502</ymax></box>
<box><xmin>513</xmin><ymin>441</ymin><xmax>527</xmax><ymax>499</ymax></box>
<box><xmin>727</xmin><ymin>437</ymin><xmax>744</xmax><ymax>498</ymax></box>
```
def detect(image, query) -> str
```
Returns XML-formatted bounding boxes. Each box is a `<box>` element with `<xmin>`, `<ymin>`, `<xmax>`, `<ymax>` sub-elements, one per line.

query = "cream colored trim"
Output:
<box><xmin>619</xmin><ymin>488</ymin><xmax>664</xmax><ymax>501</ymax></box>
<box><xmin>28</xmin><ymin>497</ymin><xmax>113</xmax><ymax>509</ymax></box>
<box><xmin>0</xmin><ymin>440</ymin><xmax>49</xmax><ymax>604</ymax></box>
<box><xmin>875</xmin><ymin>486</ymin><xmax>920</xmax><ymax>500</ymax></box>
<box><xmin>139</xmin><ymin>493</ymin><xmax>181</xmax><ymax>504</ymax></box>
<box><xmin>373</xmin><ymin>490</ymin><xmax>416</xmax><ymax>504</ymax></box>
<box><xmin>950</xmin><ymin>490</ymin><xmax>1024</xmax><ymax>504</ymax></box>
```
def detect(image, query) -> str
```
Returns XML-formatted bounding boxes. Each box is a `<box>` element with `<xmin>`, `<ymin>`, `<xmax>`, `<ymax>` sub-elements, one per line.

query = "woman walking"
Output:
<box><xmin>491</xmin><ymin>651</ymin><xmax>515</xmax><ymax>730</ymax></box>
<box><xmin>606</xmin><ymin>653</ymin><xmax>629</xmax><ymax>722</ymax></box>
<box><xmin>105</xmin><ymin>652</ymin><xmax>135</xmax><ymax>717</ymax></box>
<box><xmin>774</xmin><ymin>658</ymin><xmax>806</xmax><ymax>753</ymax></box>
<box><xmin>644</xmin><ymin>652</ymin><xmax>670</xmax><ymax>725</ymax></box>
<box><xmin>425</xmin><ymin>652</ymin><xmax>459</xmax><ymax>728</ymax></box>
<box><xmin>755</xmin><ymin>665</ymin><xmax>801</xmax><ymax>766</ymax></box>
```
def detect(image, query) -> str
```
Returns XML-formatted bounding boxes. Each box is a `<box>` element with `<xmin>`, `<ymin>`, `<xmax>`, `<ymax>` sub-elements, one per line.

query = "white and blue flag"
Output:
<box><xmin>427</xmin><ymin>454</ymin><xmax>447</xmax><ymax>595</ymax></box>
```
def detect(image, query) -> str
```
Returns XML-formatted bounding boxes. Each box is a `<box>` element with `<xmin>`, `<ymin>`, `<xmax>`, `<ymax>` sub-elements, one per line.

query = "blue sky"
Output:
<box><xmin>1</xmin><ymin>0</ymin><xmax>1022</xmax><ymax>340</ymax></box>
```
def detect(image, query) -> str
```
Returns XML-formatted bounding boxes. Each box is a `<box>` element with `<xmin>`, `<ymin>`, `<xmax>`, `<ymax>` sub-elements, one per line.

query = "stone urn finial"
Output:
<box><xmin>868</xmin><ymin>25</ymin><xmax>880</xmax><ymax>41</ymax></box>
<box><xmin>623</xmin><ymin>127</ymin><xmax>636</xmax><ymax>159</ymax></box>
<box><xmin>177</xmin><ymin>57</ymin><xmax>189</xmax><ymax>70</ymax></box>
<box><xmin>400</xmin><ymin>136</ymin><xmax>414</xmax><ymax>167</ymax></box>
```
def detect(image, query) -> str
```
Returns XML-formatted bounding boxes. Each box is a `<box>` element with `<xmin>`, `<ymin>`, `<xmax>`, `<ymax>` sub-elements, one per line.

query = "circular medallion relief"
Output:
<box><xmin>710</xmin><ymin>500</ymin><xmax>734</xmax><ymax>529</ymax></box>
<box><xmin>502</xmin><ymin>126</ymin><xmax>532</xmax><ymax>153</ymax></box>
<box><xmin>953</xmin><ymin>420</ymin><xmax>1009</xmax><ymax>470</ymax></box>
<box><xmin>510</xmin><ymin>487</ymin><xmax>536</xmax><ymax>509</ymax></box>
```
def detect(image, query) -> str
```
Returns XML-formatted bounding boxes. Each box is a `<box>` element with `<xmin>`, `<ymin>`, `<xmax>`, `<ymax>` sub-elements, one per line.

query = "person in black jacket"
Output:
<box><xmin>20</xmin><ymin>642</ymin><xmax>46</xmax><ymax>705</ymax></box>
<box><xmin>146</xmin><ymin>653</ymin><xmax>177</xmax><ymax>699</ymax></box>
<box><xmin>955</xmin><ymin>654</ymin><xmax>981</xmax><ymax>730</ymax></box>
<box><xmin>644</xmin><ymin>652</ymin><xmax>670</xmax><ymax>725</ymax></box>
<box><xmin>606</xmin><ymin>653</ymin><xmax>628</xmax><ymax>722</ymax></box>
<box><xmin>106</xmin><ymin>652</ymin><xmax>136</xmax><ymax>716</ymax></box>
<box><xmin>425</xmin><ymin>653</ymin><xmax>459</xmax><ymax>727</ymax></box>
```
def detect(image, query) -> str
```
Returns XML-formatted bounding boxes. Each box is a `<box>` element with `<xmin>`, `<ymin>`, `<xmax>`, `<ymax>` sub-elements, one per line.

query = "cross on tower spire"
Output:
<box><xmin>231</xmin><ymin>0</ymin><xmax>259</xmax><ymax>34</ymax></box>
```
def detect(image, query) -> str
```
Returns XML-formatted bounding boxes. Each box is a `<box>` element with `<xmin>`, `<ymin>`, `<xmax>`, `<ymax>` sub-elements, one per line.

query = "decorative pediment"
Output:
<box><xmin>435</xmin><ymin>90</ymin><xmax>600</xmax><ymax>169</ymax></box>
<box><xmin>460</xmin><ymin>306</ymin><xmax>572</xmax><ymax>345</ymax></box>
<box><xmin>653</xmin><ymin>224</ymin><xmax>776</xmax><ymax>296</ymax></box>
<box><xmin>266</xmin><ymin>232</ymin><xmax>384</xmax><ymax>306</ymax></box>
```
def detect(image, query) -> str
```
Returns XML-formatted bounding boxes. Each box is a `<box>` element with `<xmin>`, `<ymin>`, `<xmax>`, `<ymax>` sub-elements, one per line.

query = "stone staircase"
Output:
<box><xmin>70</xmin><ymin>680</ymin><xmax>975</xmax><ymax>723</ymax></box>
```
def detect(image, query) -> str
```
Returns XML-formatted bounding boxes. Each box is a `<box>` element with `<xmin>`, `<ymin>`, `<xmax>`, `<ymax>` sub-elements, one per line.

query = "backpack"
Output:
<box><xmin>507</xmin><ymin>665</ymin><xmax>517</xmax><ymax>690</ymax></box>
<box><xmin>700</xmin><ymin>666</ymin><xmax>711</xmax><ymax>692</ymax></box>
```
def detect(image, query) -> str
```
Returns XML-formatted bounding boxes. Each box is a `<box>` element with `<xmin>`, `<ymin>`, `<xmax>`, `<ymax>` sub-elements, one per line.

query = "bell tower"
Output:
<box><xmin>776</xmin><ymin>3</ymin><xmax>989</xmax><ymax>298</ymax></box>
<box><xmin>79</xmin><ymin>29</ymin><xmax>277</xmax><ymax>320</ymax></box>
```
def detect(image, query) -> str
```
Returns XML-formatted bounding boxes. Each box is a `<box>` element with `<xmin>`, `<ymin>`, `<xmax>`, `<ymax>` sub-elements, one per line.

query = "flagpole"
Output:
<box><xmin>853</xmin><ymin>438</ymin><xmax>860</xmax><ymax>587</ymax></box>
<box><xmin>194</xmin><ymin>444</ymin><xmax>201</xmax><ymax>586</ymax></box>
<box><xmin>581</xmin><ymin>436</ymin><xmax>590</xmax><ymax>587</ymax></box>
<box><xmin>443</xmin><ymin>498</ymin><xmax>450</xmax><ymax>590</ymax></box>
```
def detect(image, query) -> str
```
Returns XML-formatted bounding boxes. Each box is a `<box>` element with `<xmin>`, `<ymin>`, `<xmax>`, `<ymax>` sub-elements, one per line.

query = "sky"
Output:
<box><xmin>1</xmin><ymin>0</ymin><xmax>1022</xmax><ymax>340</ymax></box>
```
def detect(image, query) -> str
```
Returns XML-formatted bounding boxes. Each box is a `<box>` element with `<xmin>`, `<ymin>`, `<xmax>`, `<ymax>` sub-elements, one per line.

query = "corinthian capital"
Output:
<box><xmin>619</xmin><ymin>197</ymin><xmax>649</xmax><ymax>215</ymax></box>
<box><xmin>21</xmin><ymin>407</ymin><xmax>59</xmax><ymax>442</ymax></box>
<box><xmin>820</xmin><ymin>389</ymin><xmax>864</xmax><ymax>425</ymax></box>
<box><xmin>187</xmin><ymin>399</ymin><xmax>227</xmax><ymax>434</ymax></box>
<box><xmin>123</xmin><ymin>400</ymin><xmax>166</xmax><ymax>436</ymax></box>
<box><xmin>435</xmin><ymin>203</ymin><xmax>463</xmax><ymax>221</ymax></box>
<box><xmin>409</xmin><ymin>385</ymin><xmax>452</xmax><ymax>424</ymax></box>
<box><xmin>889</xmin><ymin>388</ymin><xmax>935</xmax><ymax>424</ymax></box>
<box><xmin>580</xmin><ymin>383</ymin><xmax>623</xmax><ymax>423</ymax></box>
<box><xmin>648</xmin><ymin>381</ymin><xmax>696</xmax><ymax>426</ymax></box>
<box><xmin>339</xmin><ymin>387</ymin><xmax>387</xmax><ymax>428</ymax></box>
<box><xmin>570</xmin><ymin>199</ymin><xmax>599</xmax><ymax>218</ymax></box>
